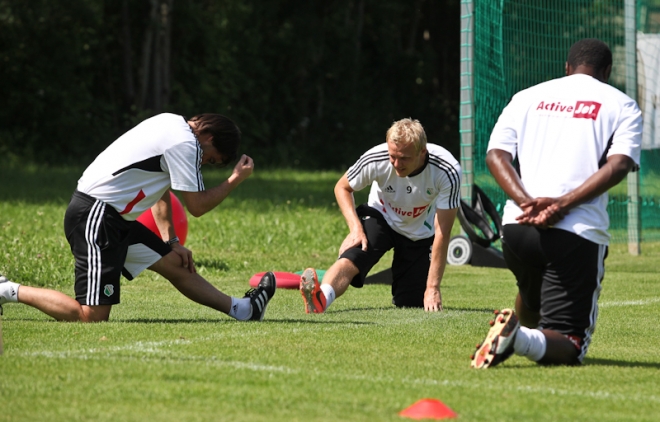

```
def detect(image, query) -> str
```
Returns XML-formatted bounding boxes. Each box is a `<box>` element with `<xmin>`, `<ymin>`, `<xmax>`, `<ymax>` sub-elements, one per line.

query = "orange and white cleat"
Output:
<box><xmin>299</xmin><ymin>268</ymin><xmax>326</xmax><ymax>314</ymax></box>
<box><xmin>470</xmin><ymin>308</ymin><xmax>520</xmax><ymax>369</ymax></box>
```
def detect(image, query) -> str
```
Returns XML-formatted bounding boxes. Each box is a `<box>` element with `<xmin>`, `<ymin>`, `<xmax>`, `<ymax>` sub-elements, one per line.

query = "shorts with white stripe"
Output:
<box><xmin>64</xmin><ymin>190</ymin><xmax>171</xmax><ymax>306</ymax></box>
<box><xmin>340</xmin><ymin>204</ymin><xmax>434</xmax><ymax>308</ymax></box>
<box><xmin>501</xmin><ymin>224</ymin><xmax>607</xmax><ymax>362</ymax></box>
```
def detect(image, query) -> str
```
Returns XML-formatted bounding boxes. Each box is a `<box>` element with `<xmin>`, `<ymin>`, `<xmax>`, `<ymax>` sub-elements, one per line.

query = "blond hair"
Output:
<box><xmin>386</xmin><ymin>118</ymin><xmax>427</xmax><ymax>153</ymax></box>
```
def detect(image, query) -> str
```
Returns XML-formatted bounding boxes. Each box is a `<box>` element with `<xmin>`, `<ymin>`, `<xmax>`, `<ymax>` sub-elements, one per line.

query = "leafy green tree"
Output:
<box><xmin>0</xmin><ymin>0</ymin><xmax>460</xmax><ymax>168</ymax></box>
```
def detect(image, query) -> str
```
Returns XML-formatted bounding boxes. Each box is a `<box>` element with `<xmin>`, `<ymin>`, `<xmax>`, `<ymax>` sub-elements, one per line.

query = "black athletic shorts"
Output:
<box><xmin>63</xmin><ymin>190</ymin><xmax>172</xmax><ymax>306</ymax></box>
<box><xmin>502</xmin><ymin>224</ymin><xmax>608</xmax><ymax>361</ymax></box>
<box><xmin>340</xmin><ymin>204</ymin><xmax>433</xmax><ymax>308</ymax></box>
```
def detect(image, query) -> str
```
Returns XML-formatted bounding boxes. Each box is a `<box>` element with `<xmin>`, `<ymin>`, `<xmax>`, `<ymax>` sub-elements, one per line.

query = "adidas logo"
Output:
<box><xmin>384</xmin><ymin>185</ymin><xmax>395</xmax><ymax>193</ymax></box>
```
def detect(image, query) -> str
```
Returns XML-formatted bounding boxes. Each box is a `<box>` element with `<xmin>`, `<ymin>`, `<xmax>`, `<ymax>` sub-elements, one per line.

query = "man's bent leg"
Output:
<box><xmin>390</xmin><ymin>236</ymin><xmax>433</xmax><ymax>308</ymax></box>
<box><xmin>538</xmin><ymin>329</ymin><xmax>580</xmax><ymax>365</ymax></box>
<box><xmin>537</xmin><ymin>230</ymin><xmax>606</xmax><ymax>365</ymax></box>
<box><xmin>515</xmin><ymin>292</ymin><xmax>540</xmax><ymax>328</ymax></box>
<box><xmin>17</xmin><ymin>285</ymin><xmax>111</xmax><ymax>322</ymax></box>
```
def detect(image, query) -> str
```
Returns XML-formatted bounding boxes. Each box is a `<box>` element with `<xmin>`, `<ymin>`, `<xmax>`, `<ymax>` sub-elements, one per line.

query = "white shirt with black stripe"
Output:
<box><xmin>347</xmin><ymin>143</ymin><xmax>461</xmax><ymax>241</ymax></box>
<box><xmin>77</xmin><ymin>113</ymin><xmax>204</xmax><ymax>221</ymax></box>
<box><xmin>488</xmin><ymin>73</ymin><xmax>642</xmax><ymax>245</ymax></box>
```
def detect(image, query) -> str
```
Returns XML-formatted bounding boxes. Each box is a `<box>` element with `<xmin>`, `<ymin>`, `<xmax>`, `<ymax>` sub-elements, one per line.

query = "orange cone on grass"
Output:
<box><xmin>399</xmin><ymin>398</ymin><xmax>457</xmax><ymax>420</ymax></box>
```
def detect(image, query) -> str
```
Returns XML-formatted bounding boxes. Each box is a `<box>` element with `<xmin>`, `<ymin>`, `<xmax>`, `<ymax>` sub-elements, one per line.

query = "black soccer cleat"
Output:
<box><xmin>244</xmin><ymin>271</ymin><xmax>277</xmax><ymax>321</ymax></box>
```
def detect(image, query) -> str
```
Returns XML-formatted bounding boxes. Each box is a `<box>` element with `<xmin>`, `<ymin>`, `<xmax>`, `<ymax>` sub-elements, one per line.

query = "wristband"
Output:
<box><xmin>165</xmin><ymin>236</ymin><xmax>180</xmax><ymax>246</ymax></box>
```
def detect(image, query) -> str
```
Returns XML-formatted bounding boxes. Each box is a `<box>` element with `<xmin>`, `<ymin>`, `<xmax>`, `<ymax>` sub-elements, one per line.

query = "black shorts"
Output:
<box><xmin>501</xmin><ymin>224</ymin><xmax>608</xmax><ymax>361</ymax></box>
<box><xmin>340</xmin><ymin>204</ymin><xmax>433</xmax><ymax>308</ymax></box>
<box><xmin>63</xmin><ymin>190</ymin><xmax>172</xmax><ymax>306</ymax></box>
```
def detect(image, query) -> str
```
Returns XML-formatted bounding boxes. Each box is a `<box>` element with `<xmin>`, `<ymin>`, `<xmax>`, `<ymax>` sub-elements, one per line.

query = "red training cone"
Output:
<box><xmin>399</xmin><ymin>399</ymin><xmax>457</xmax><ymax>420</ymax></box>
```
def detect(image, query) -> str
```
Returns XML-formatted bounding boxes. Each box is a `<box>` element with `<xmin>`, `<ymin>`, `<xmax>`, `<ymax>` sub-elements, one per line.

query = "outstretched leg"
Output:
<box><xmin>149</xmin><ymin>252</ymin><xmax>276</xmax><ymax>321</ymax></box>
<box><xmin>149</xmin><ymin>252</ymin><xmax>233</xmax><ymax>313</ymax></box>
<box><xmin>300</xmin><ymin>258</ymin><xmax>358</xmax><ymax>313</ymax></box>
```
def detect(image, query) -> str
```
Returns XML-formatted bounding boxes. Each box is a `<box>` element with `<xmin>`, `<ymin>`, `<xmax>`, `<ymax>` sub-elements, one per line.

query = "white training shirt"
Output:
<box><xmin>488</xmin><ymin>73</ymin><xmax>642</xmax><ymax>245</ymax></box>
<box><xmin>346</xmin><ymin>143</ymin><xmax>461</xmax><ymax>241</ymax></box>
<box><xmin>77</xmin><ymin>113</ymin><xmax>204</xmax><ymax>221</ymax></box>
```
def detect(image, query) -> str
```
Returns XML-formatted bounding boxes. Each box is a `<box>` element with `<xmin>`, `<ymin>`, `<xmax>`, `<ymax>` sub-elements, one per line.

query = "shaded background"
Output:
<box><xmin>0</xmin><ymin>0</ymin><xmax>460</xmax><ymax>170</ymax></box>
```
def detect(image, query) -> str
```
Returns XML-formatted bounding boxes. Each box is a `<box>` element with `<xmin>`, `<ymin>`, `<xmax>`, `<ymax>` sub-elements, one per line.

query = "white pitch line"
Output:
<box><xmin>21</xmin><ymin>339</ymin><xmax>192</xmax><ymax>359</ymax></box>
<box><xmin>19</xmin><ymin>338</ymin><xmax>660</xmax><ymax>405</ymax></box>
<box><xmin>600</xmin><ymin>297</ymin><xmax>660</xmax><ymax>308</ymax></box>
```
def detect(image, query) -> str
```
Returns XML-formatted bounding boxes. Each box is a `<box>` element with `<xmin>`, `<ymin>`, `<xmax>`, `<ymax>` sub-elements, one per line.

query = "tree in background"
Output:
<box><xmin>0</xmin><ymin>0</ymin><xmax>459</xmax><ymax>169</ymax></box>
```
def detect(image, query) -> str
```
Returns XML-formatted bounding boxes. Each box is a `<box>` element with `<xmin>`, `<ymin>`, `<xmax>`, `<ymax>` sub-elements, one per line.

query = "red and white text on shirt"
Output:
<box><xmin>535</xmin><ymin>100</ymin><xmax>602</xmax><ymax>120</ymax></box>
<box><xmin>387</xmin><ymin>203</ymin><xmax>428</xmax><ymax>218</ymax></box>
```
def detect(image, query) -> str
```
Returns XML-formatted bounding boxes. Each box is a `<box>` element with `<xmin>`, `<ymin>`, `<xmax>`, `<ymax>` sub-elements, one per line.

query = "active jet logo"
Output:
<box><xmin>388</xmin><ymin>203</ymin><xmax>428</xmax><ymax>218</ymax></box>
<box><xmin>535</xmin><ymin>100</ymin><xmax>601</xmax><ymax>120</ymax></box>
<box><xmin>573</xmin><ymin>101</ymin><xmax>601</xmax><ymax>120</ymax></box>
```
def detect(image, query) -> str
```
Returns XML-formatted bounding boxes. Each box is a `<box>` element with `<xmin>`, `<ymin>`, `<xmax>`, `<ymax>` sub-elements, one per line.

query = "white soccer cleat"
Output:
<box><xmin>470</xmin><ymin>309</ymin><xmax>520</xmax><ymax>369</ymax></box>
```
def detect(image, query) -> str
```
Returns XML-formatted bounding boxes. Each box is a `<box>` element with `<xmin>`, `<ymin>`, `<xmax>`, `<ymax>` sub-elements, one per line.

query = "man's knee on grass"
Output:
<box><xmin>80</xmin><ymin>305</ymin><xmax>112</xmax><ymax>322</ymax></box>
<box><xmin>537</xmin><ymin>330</ymin><xmax>583</xmax><ymax>366</ymax></box>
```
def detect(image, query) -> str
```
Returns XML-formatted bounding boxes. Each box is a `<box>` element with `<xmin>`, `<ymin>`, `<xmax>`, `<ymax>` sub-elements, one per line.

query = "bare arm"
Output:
<box><xmin>151</xmin><ymin>191</ymin><xmax>176</xmax><ymax>241</ymax></box>
<box><xmin>520</xmin><ymin>154</ymin><xmax>635</xmax><ymax>226</ymax></box>
<box><xmin>554</xmin><ymin>154</ymin><xmax>634</xmax><ymax>210</ymax></box>
<box><xmin>485</xmin><ymin>149</ymin><xmax>532</xmax><ymax>206</ymax></box>
<box><xmin>424</xmin><ymin>207</ymin><xmax>458</xmax><ymax>312</ymax></box>
<box><xmin>487</xmin><ymin>149</ymin><xmax>636</xmax><ymax>227</ymax></box>
<box><xmin>335</xmin><ymin>174</ymin><xmax>368</xmax><ymax>255</ymax></box>
<box><xmin>486</xmin><ymin>148</ymin><xmax>569</xmax><ymax>226</ymax></box>
<box><xmin>179</xmin><ymin>154</ymin><xmax>254</xmax><ymax>217</ymax></box>
<box><xmin>151</xmin><ymin>191</ymin><xmax>195</xmax><ymax>272</ymax></box>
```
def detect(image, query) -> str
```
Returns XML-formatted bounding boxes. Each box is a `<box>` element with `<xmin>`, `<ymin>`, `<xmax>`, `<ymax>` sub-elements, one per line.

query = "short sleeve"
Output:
<box><xmin>164</xmin><ymin>140</ymin><xmax>205</xmax><ymax>192</ymax></box>
<box><xmin>434</xmin><ymin>161</ymin><xmax>461</xmax><ymax>210</ymax></box>
<box><xmin>487</xmin><ymin>97</ymin><xmax>521</xmax><ymax>158</ymax></box>
<box><xmin>608</xmin><ymin>99</ymin><xmax>643</xmax><ymax>165</ymax></box>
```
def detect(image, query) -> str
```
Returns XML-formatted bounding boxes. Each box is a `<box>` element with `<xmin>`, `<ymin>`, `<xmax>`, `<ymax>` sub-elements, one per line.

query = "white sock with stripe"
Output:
<box><xmin>320</xmin><ymin>284</ymin><xmax>336</xmax><ymax>308</ymax></box>
<box><xmin>0</xmin><ymin>276</ymin><xmax>20</xmax><ymax>303</ymax></box>
<box><xmin>228</xmin><ymin>297</ymin><xmax>252</xmax><ymax>320</ymax></box>
<box><xmin>513</xmin><ymin>326</ymin><xmax>547</xmax><ymax>361</ymax></box>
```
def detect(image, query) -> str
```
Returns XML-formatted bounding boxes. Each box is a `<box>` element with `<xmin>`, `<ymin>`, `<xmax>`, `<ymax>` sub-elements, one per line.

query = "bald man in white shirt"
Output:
<box><xmin>471</xmin><ymin>38</ymin><xmax>642</xmax><ymax>368</ymax></box>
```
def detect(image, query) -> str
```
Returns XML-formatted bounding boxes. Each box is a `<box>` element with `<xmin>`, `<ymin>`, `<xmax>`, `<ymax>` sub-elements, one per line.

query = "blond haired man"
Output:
<box><xmin>300</xmin><ymin>118</ymin><xmax>461</xmax><ymax>312</ymax></box>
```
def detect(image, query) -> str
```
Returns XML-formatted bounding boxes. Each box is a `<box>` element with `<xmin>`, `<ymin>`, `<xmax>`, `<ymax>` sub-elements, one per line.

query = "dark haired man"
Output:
<box><xmin>470</xmin><ymin>38</ymin><xmax>642</xmax><ymax>368</ymax></box>
<box><xmin>0</xmin><ymin>113</ymin><xmax>276</xmax><ymax>322</ymax></box>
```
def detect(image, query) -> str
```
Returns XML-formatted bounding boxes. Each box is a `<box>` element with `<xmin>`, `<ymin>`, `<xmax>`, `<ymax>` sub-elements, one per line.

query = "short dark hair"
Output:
<box><xmin>189</xmin><ymin>113</ymin><xmax>241</xmax><ymax>165</ymax></box>
<box><xmin>566</xmin><ymin>38</ymin><xmax>612</xmax><ymax>72</ymax></box>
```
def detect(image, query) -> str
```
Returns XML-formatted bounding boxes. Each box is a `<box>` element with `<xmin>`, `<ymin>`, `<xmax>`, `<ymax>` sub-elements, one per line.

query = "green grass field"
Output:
<box><xmin>1</xmin><ymin>165</ymin><xmax>659</xmax><ymax>421</ymax></box>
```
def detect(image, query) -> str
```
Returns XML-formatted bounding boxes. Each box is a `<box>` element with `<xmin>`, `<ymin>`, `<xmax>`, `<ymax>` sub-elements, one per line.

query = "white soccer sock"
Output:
<box><xmin>513</xmin><ymin>326</ymin><xmax>547</xmax><ymax>362</ymax></box>
<box><xmin>320</xmin><ymin>284</ymin><xmax>336</xmax><ymax>308</ymax></box>
<box><xmin>228</xmin><ymin>297</ymin><xmax>252</xmax><ymax>321</ymax></box>
<box><xmin>0</xmin><ymin>278</ymin><xmax>20</xmax><ymax>303</ymax></box>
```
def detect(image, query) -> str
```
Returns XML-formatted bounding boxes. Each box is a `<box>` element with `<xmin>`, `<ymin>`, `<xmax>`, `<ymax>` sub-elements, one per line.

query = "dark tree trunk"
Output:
<box><xmin>120</xmin><ymin>0</ymin><xmax>135</xmax><ymax>109</ymax></box>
